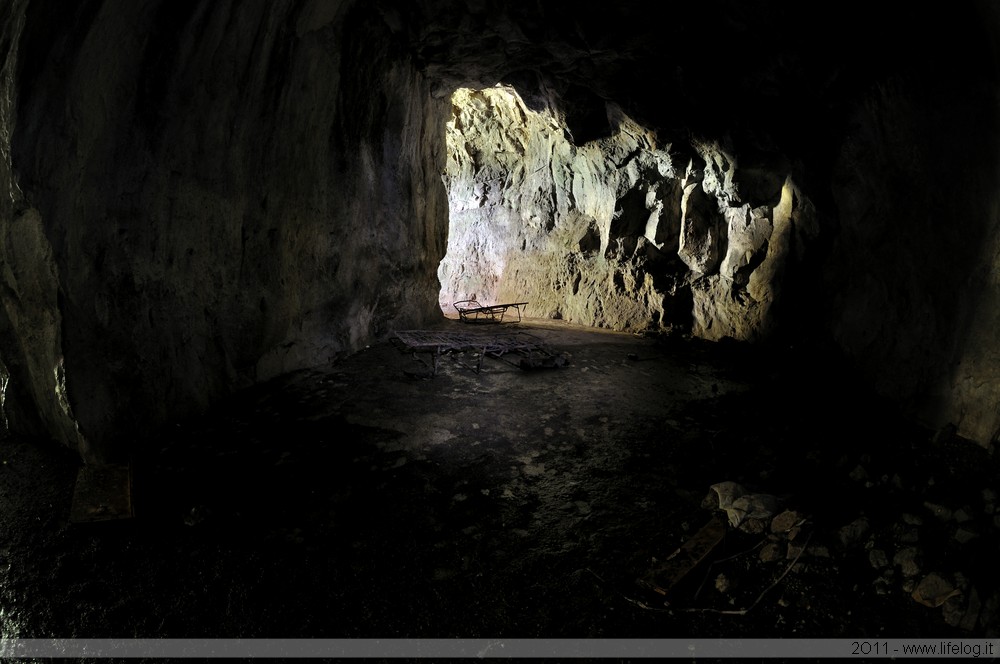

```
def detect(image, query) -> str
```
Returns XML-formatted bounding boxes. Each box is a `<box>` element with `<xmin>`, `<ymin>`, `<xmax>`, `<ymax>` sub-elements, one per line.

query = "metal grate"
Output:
<box><xmin>391</xmin><ymin>330</ymin><xmax>558</xmax><ymax>375</ymax></box>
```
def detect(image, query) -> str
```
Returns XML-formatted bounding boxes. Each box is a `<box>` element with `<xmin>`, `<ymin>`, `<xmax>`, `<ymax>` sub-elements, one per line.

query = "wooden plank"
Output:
<box><xmin>636</xmin><ymin>516</ymin><xmax>726</xmax><ymax>599</ymax></box>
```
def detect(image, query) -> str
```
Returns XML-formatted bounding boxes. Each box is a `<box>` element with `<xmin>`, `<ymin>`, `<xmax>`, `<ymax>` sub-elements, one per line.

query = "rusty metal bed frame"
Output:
<box><xmin>453</xmin><ymin>299</ymin><xmax>528</xmax><ymax>324</ymax></box>
<box><xmin>391</xmin><ymin>329</ymin><xmax>558</xmax><ymax>376</ymax></box>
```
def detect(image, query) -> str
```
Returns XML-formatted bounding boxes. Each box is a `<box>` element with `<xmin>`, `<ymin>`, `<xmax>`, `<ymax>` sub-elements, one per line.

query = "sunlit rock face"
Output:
<box><xmin>439</xmin><ymin>86</ymin><xmax>686</xmax><ymax>330</ymax></box>
<box><xmin>440</xmin><ymin>86</ymin><xmax>818</xmax><ymax>338</ymax></box>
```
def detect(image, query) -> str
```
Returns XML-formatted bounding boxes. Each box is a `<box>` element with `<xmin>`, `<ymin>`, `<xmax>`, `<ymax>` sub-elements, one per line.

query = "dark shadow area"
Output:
<box><xmin>1</xmin><ymin>320</ymin><xmax>996</xmax><ymax>640</ymax></box>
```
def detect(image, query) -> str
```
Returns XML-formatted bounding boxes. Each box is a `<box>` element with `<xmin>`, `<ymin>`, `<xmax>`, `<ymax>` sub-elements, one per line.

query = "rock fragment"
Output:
<box><xmin>770</xmin><ymin>510</ymin><xmax>803</xmax><ymax>537</ymax></box>
<box><xmin>869</xmin><ymin>549</ymin><xmax>889</xmax><ymax>569</ymax></box>
<box><xmin>759</xmin><ymin>542</ymin><xmax>783</xmax><ymax>563</ymax></box>
<box><xmin>954</xmin><ymin>527</ymin><xmax>979</xmax><ymax>544</ymax></box>
<box><xmin>893</xmin><ymin>547</ymin><xmax>922</xmax><ymax>577</ymax></box>
<box><xmin>960</xmin><ymin>587</ymin><xmax>982</xmax><ymax>632</ymax></box>
<box><xmin>912</xmin><ymin>572</ymin><xmax>960</xmax><ymax>608</ymax></box>
<box><xmin>837</xmin><ymin>517</ymin><xmax>870</xmax><ymax>548</ymax></box>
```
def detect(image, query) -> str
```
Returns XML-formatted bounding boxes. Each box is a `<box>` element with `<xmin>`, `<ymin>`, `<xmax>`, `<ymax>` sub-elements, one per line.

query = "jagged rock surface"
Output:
<box><xmin>439</xmin><ymin>87</ymin><xmax>688</xmax><ymax>331</ymax></box>
<box><xmin>440</xmin><ymin>87</ymin><xmax>819</xmax><ymax>338</ymax></box>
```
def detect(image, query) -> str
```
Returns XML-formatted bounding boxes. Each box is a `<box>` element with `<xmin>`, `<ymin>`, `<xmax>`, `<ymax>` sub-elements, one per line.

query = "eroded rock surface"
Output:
<box><xmin>440</xmin><ymin>86</ymin><xmax>819</xmax><ymax>339</ymax></box>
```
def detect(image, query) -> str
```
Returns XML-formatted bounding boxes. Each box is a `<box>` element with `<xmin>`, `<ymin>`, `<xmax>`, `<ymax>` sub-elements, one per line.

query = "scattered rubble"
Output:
<box><xmin>705</xmin><ymin>481</ymin><xmax>780</xmax><ymax>532</ymax></box>
<box><xmin>636</xmin><ymin>457</ymin><xmax>999</xmax><ymax>637</ymax></box>
<box><xmin>759</xmin><ymin>542</ymin><xmax>783</xmax><ymax>563</ymax></box>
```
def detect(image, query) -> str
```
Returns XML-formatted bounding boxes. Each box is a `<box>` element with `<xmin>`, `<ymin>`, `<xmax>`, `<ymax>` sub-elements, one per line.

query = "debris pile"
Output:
<box><xmin>633</xmin><ymin>476</ymin><xmax>999</xmax><ymax>636</ymax></box>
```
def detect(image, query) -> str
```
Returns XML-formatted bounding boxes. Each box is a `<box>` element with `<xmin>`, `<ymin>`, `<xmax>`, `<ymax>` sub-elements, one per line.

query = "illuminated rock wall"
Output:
<box><xmin>440</xmin><ymin>86</ymin><xmax>819</xmax><ymax>339</ymax></box>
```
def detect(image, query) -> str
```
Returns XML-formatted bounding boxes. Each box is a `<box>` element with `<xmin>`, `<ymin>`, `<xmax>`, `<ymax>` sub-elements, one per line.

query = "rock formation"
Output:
<box><xmin>1</xmin><ymin>0</ymin><xmax>999</xmax><ymax>460</ymax></box>
<box><xmin>439</xmin><ymin>85</ymin><xmax>818</xmax><ymax>340</ymax></box>
<box><xmin>439</xmin><ymin>86</ymin><xmax>690</xmax><ymax>331</ymax></box>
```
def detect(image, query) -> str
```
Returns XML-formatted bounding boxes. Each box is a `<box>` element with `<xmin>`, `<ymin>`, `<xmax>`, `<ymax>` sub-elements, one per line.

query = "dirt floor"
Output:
<box><xmin>1</xmin><ymin>317</ymin><xmax>998</xmax><ymax>645</ymax></box>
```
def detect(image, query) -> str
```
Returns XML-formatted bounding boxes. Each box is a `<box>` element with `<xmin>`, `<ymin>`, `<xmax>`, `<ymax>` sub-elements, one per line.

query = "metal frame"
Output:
<box><xmin>453</xmin><ymin>300</ymin><xmax>529</xmax><ymax>324</ymax></box>
<box><xmin>391</xmin><ymin>329</ymin><xmax>555</xmax><ymax>376</ymax></box>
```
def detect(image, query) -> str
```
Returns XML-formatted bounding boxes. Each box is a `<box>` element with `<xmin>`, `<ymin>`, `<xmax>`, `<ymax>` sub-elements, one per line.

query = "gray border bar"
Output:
<box><xmin>0</xmin><ymin>638</ymin><xmax>998</xmax><ymax>659</ymax></box>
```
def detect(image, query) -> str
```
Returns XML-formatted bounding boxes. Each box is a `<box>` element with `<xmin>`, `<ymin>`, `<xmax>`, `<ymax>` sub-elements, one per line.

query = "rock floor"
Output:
<box><xmin>1</xmin><ymin>318</ymin><xmax>998</xmax><ymax>641</ymax></box>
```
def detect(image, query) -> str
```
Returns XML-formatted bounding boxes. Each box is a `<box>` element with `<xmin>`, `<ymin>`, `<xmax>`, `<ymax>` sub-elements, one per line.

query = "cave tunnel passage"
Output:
<box><xmin>3</xmin><ymin>0</ymin><xmax>1000</xmax><ymax>643</ymax></box>
<box><xmin>2</xmin><ymin>115</ymin><xmax>998</xmax><ymax>652</ymax></box>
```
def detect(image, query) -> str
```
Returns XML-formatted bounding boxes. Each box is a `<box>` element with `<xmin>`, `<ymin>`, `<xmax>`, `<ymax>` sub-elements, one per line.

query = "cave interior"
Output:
<box><xmin>0</xmin><ymin>0</ymin><xmax>999</xmax><ymax>642</ymax></box>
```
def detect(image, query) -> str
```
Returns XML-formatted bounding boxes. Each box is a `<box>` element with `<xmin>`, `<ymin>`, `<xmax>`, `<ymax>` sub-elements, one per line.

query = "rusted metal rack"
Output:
<box><xmin>453</xmin><ymin>300</ymin><xmax>529</xmax><ymax>324</ymax></box>
<box><xmin>391</xmin><ymin>329</ymin><xmax>558</xmax><ymax>376</ymax></box>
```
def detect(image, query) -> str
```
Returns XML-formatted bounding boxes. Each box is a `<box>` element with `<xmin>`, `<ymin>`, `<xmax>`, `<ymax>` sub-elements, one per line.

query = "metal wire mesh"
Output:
<box><xmin>391</xmin><ymin>330</ymin><xmax>558</xmax><ymax>375</ymax></box>
<box><xmin>392</xmin><ymin>330</ymin><xmax>547</xmax><ymax>354</ymax></box>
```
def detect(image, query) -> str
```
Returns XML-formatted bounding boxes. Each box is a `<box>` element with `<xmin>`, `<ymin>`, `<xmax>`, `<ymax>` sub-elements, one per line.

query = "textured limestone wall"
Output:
<box><xmin>1</xmin><ymin>0</ymin><xmax>449</xmax><ymax>461</ymax></box>
<box><xmin>439</xmin><ymin>87</ymin><xmax>685</xmax><ymax>330</ymax></box>
<box><xmin>440</xmin><ymin>86</ymin><xmax>819</xmax><ymax>339</ymax></box>
<box><xmin>685</xmin><ymin>141</ymin><xmax>819</xmax><ymax>342</ymax></box>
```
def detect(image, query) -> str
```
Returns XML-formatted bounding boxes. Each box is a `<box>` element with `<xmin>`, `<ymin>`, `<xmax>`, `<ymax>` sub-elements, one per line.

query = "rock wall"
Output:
<box><xmin>827</xmin><ymin>54</ymin><xmax>1000</xmax><ymax>447</ymax></box>
<box><xmin>1</xmin><ymin>0</ymin><xmax>449</xmax><ymax>461</ymax></box>
<box><xmin>439</xmin><ymin>87</ymin><xmax>686</xmax><ymax>330</ymax></box>
<box><xmin>439</xmin><ymin>86</ymin><xmax>819</xmax><ymax>339</ymax></box>
<box><xmin>0</xmin><ymin>0</ymin><xmax>87</xmax><ymax>453</ymax></box>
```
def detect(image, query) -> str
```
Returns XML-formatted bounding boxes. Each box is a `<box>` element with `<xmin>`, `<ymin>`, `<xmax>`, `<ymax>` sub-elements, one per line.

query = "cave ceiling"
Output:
<box><xmin>377</xmin><ymin>0</ymin><xmax>997</xmax><ymax>182</ymax></box>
